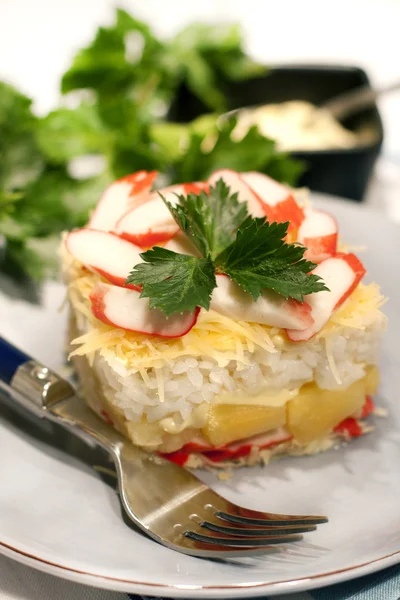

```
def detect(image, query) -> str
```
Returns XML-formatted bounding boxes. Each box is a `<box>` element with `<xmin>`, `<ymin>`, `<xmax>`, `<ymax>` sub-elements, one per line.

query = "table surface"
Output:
<box><xmin>0</xmin><ymin>1</ymin><xmax>399</xmax><ymax>598</ymax></box>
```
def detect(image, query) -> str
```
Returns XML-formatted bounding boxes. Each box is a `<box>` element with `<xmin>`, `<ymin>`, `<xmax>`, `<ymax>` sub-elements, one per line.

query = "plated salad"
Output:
<box><xmin>63</xmin><ymin>170</ymin><xmax>385</xmax><ymax>469</ymax></box>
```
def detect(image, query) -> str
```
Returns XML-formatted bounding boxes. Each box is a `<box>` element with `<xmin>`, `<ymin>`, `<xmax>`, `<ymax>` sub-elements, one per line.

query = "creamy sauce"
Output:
<box><xmin>160</xmin><ymin>404</ymin><xmax>209</xmax><ymax>434</ymax></box>
<box><xmin>124</xmin><ymin>388</ymin><xmax>299</xmax><ymax>450</ymax></box>
<box><xmin>214</xmin><ymin>387</ymin><xmax>298</xmax><ymax>407</ymax></box>
<box><xmin>233</xmin><ymin>101</ymin><xmax>376</xmax><ymax>151</ymax></box>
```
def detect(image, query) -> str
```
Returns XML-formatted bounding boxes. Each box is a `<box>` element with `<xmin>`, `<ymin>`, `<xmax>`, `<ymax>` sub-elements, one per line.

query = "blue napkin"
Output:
<box><xmin>128</xmin><ymin>563</ymin><xmax>400</xmax><ymax>600</ymax></box>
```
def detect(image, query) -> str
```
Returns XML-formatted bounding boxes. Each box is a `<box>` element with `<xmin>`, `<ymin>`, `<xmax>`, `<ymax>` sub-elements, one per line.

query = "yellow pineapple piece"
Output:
<box><xmin>203</xmin><ymin>404</ymin><xmax>286</xmax><ymax>447</ymax></box>
<box><xmin>365</xmin><ymin>365</ymin><xmax>380</xmax><ymax>395</ymax></box>
<box><xmin>287</xmin><ymin>378</ymin><xmax>366</xmax><ymax>444</ymax></box>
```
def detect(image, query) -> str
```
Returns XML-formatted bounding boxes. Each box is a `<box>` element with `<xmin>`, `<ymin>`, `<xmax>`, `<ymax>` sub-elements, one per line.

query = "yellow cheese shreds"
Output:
<box><xmin>319</xmin><ymin>282</ymin><xmax>387</xmax><ymax>336</ymax></box>
<box><xmin>67</xmin><ymin>268</ymin><xmax>279</xmax><ymax>370</ymax></box>
<box><xmin>67</xmin><ymin>264</ymin><xmax>385</xmax><ymax>372</ymax></box>
<box><xmin>325</xmin><ymin>336</ymin><xmax>342</xmax><ymax>385</ymax></box>
<box><xmin>337</xmin><ymin>242</ymin><xmax>367</xmax><ymax>254</ymax></box>
<box><xmin>155</xmin><ymin>367</ymin><xmax>165</xmax><ymax>403</ymax></box>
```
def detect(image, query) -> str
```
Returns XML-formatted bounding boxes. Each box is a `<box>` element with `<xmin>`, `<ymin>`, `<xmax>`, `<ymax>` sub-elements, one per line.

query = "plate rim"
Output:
<box><xmin>1</xmin><ymin>193</ymin><xmax>399</xmax><ymax>596</ymax></box>
<box><xmin>1</xmin><ymin>539</ymin><xmax>399</xmax><ymax>597</ymax></box>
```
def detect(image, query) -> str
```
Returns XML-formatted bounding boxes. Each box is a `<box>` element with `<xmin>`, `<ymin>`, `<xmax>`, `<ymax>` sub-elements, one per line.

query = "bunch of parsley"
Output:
<box><xmin>0</xmin><ymin>9</ymin><xmax>304</xmax><ymax>280</ymax></box>
<box><xmin>126</xmin><ymin>181</ymin><xmax>327</xmax><ymax>315</ymax></box>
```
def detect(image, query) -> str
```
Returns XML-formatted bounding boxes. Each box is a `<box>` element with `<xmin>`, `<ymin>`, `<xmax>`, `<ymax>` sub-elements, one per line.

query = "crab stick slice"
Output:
<box><xmin>90</xmin><ymin>283</ymin><xmax>199</xmax><ymax>338</ymax></box>
<box><xmin>163</xmin><ymin>429</ymin><xmax>293</xmax><ymax>465</ymax></box>
<box><xmin>202</xmin><ymin>429</ymin><xmax>293</xmax><ymax>462</ymax></box>
<box><xmin>115</xmin><ymin>183</ymin><xmax>207</xmax><ymax>248</ymax></box>
<box><xmin>210</xmin><ymin>274</ymin><xmax>314</xmax><ymax>330</ymax></box>
<box><xmin>297</xmin><ymin>208</ymin><xmax>338</xmax><ymax>263</ymax></box>
<box><xmin>208</xmin><ymin>169</ymin><xmax>265</xmax><ymax>218</ymax></box>
<box><xmin>163</xmin><ymin>232</ymin><xmax>201</xmax><ymax>256</ymax></box>
<box><xmin>66</xmin><ymin>229</ymin><xmax>143</xmax><ymax>290</ymax></box>
<box><xmin>241</xmin><ymin>171</ymin><xmax>304</xmax><ymax>229</ymax></box>
<box><xmin>149</xmin><ymin>182</ymin><xmax>206</xmax><ymax>204</ymax></box>
<box><xmin>115</xmin><ymin>198</ymin><xmax>180</xmax><ymax>247</ymax></box>
<box><xmin>88</xmin><ymin>170</ymin><xmax>157</xmax><ymax>231</ymax></box>
<box><xmin>286</xmin><ymin>253</ymin><xmax>366</xmax><ymax>341</ymax></box>
<box><xmin>182</xmin><ymin>181</ymin><xmax>210</xmax><ymax>195</ymax></box>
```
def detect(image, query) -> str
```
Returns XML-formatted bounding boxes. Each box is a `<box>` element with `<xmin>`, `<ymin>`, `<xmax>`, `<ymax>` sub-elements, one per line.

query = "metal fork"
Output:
<box><xmin>0</xmin><ymin>337</ymin><xmax>327</xmax><ymax>558</ymax></box>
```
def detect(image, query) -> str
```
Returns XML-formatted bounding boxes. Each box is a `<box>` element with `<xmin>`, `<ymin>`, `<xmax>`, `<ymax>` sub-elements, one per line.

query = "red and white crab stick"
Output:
<box><xmin>88</xmin><ymin>170</ymin><xmax>157</xmax><ymax>232</ymax></box>
<box><xmin>286</xmin><ymin>253</ymin><xmax>366</xmax><ymax>341</ymax></box>
<box><xmin>297</xmin><ymin>208</ymin><xmax>338</xmax><ymax>263</ymax></box>
<box><xmin>210</xmin><ymin>274</ymin><xmax>314</xmax><ymax>330</ymax></box>
<box><xmin>90</xmin><ymin>283</ymin><xmax>199</xmax><ymax>338</ymax></box>
<box><xmin>208</xmin><ymin>169</ymin><xmax>265</xmax><ymax>217</ymax></box>
<box><xmin>241</xmin><ymin>171</ymin><xmax>304</xmax><ymax>230</ymax></box>
<box><xmin>66</xmin><ymin>229</ymin><xmax>143</xmax><ymax>290</ymax></box>
<box><xmin>114</xmin><ymin>183</ymin><xmax>206</xmax><ymax>248</ymax></box>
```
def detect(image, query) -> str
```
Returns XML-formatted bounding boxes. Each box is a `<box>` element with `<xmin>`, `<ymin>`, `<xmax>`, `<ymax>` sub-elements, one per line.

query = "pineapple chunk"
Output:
<box><xmin>203</xmin><ymin>404</ymin><xmax>285</xmax><ymax>447</ymax></box>
<box><xmin>365</xmin><ymin>365</ymin><xmax>380</xmax><ymax>395</ymax></box>
<box><xmin>287</xmin><ymin>378</ymin><xmax>365</xmax><ymax>444</ymax></box>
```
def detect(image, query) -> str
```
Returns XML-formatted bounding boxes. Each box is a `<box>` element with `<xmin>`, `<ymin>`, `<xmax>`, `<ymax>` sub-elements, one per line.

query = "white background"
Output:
<box><xmin>1</xmin><ymin>0</ymin><xmax>400</xmax><ymax>220</ymax></box>
<box><xmin>0</xmin><ymin>0</ymin><xmax>399</xmax><ymax>158</ymax></box>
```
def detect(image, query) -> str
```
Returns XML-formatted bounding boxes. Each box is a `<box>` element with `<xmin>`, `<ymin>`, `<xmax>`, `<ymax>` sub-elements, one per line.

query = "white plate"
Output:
<box><xmin>0</xmin><ymin>194</ymin><xmax>399</xmax><ymax>598</ymax></box>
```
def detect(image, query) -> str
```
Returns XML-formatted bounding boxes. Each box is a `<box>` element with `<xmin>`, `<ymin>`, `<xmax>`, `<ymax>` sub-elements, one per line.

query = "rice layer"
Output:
<box><xmin>64</xmin><ymin>251</ymin><xmax>386</xmax><ymax>457</ymax></box>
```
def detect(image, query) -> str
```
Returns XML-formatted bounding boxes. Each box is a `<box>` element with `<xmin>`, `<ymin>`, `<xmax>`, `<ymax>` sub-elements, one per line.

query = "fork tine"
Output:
<box><xmin>217</xmin><ymin>509</ymin><xmax>328</xmax><ymax>526</ymax></box>
<box><xmin>200</xmin><ymin>521</ymin><xmax>317</xmax><ymax>537</ymax></box>
<box><xmin>184</xmin><ymin>531</ymin><xmax>303</xmax><ymax>547</ymax></box>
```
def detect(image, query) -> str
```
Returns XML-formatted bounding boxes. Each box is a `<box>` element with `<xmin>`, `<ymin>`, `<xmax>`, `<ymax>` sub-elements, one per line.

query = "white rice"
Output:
<box><xmin>91</xmin><ymin>316</ymin><xmax>384</xmax><ymax>427</ymax></box>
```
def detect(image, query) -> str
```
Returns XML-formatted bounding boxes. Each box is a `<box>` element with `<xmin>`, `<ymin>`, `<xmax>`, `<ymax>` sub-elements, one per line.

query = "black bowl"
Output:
<box><xmin>169</xmin><ymin>65</ymin><xmax>384</xmax><ymax>202</ymax></box>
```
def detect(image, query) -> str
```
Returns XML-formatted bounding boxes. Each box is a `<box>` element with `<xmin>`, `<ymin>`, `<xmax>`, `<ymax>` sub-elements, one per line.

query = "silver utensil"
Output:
<box><xmin>321</xmin><ymin>79</ymin><xmax>400</xmax><ymax>121</ymax></box>
<box><xmin>221</xmin><ymin>79</ymin><xmax>400</xmax><ymax>125</ymax></box>
<box><xmin>0</xmin><ymin>336</ymin><xmax>327</xmax><ymax>558</ymax></box>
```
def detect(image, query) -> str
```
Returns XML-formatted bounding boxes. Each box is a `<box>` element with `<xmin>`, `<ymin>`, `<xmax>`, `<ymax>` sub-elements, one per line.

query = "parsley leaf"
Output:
<box><xmin>167</xmin><ymin>22</ymin><xmax>265</xmax><ymax>111</ymax></box>
<box><xmin>35</xmin><ymin>103</ymin><xmax>110</xmax><ymax>164</ymax></box>
<box><xmin>215</xmin><ymin>218</ymin><xmax>329</xmax><ymax>302</ymax></box>
<box><xmin>0</xmin><ymin>82</ymin><xmax>44</xmax><ymax>192</ymax></box>
<box><xmin>172</xmin><ymin>116</ymin><xmax>304</xmax><ymax>185</ymax></box>
<box><xmin>125</xmin><ymin>247</ymin><xmax>216</xmax><ymax>316</ymax></box>
<box><xmin>126</xmin><ymin>182</ymin><xmax>327</xmax><ymax>315</ymax></box>
<box><xmin>160</xmin><ymin>179</ymin><xmax>248</xmax><ymax>260</ymax></box>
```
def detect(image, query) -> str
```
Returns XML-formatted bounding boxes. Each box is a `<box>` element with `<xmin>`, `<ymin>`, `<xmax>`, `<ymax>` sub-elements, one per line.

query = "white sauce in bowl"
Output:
<box><xmin>233</xmin><ymin>100</ymin><xmax>376</xmax><ymax>151</ymax></box>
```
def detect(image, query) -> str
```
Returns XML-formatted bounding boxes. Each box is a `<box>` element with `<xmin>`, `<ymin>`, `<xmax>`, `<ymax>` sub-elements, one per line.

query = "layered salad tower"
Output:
<box><xmin>63</xmin><ymin>169</ymin><xmax>385</xmax><ymax>468</ymax></box>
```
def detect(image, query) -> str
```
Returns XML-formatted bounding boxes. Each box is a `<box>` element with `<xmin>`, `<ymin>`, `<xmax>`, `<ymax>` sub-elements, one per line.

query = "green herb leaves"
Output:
<box><xmin>126</xmin><ymin>180</ymin><xmax>328</xmax><ymax>315</ymax></box>
<box><xmin>170</xmin><ymin>116</ymin><xmax>304</xmax><ymax>186</ymax></box>
<box><xmin>215</xmin><ymin>218</ymin><xmax>328</xmax><ymax>302</ymax></box>
<box><xmin>61</xmin><ymin>11</ymin><xmax>264</xmax><ymax>113</ymax></box>
<box><xmin>162</xmin><ymin>179</ymin><xmax>248</xmax><ymax>259</ymax></box>
<box><xmin>126</xmin><ymin>247</ymin><xmax>216</xmax><ymax>316</ymax></box>
<box><xmin>0</xmin><ymin>8</ymin><xmax>305</xmax><ymax>282</ymax></box>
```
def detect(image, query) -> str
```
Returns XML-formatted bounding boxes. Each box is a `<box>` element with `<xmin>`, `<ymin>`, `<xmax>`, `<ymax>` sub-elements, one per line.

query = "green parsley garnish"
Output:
<box><xmin>125</xmin><ymin>179</ymin><xmax>328</xmax><ymax>315</ymax></box>
<box><xmin>126</xmin><ymin>248</ymin><xmax>215</xmax><ymax>316</ymax></box>
<box><xmin>162</xmin><ymin>179</ymin><xmax>248</xmax><ymax>260</ymax></box>
<box><xmin>215</xmin><ymin>217</ymin><xmax>327</xmax><ymax>302</ymax></box>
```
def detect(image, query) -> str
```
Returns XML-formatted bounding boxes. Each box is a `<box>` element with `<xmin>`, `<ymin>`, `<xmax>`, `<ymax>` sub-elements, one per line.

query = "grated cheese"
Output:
<box><xmin>325</xmin><ymin>336</ymin><xmax>342</xmax><ymax>385</ymax></box>
<box><xmin>319</xmin><ymin>282</ymin><xmax>387</xmax><ymax>336</ymax></box>
<box><xmin>65</xmin><ymin>253</ymin><xmax>386</xmax><ymax>378</ymax></box>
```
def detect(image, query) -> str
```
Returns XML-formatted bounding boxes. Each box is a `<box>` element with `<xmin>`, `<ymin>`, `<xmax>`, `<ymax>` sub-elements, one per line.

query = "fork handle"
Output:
<box><xmin>0</xmin><ymin>336</ymin><xmax>127</xmax><ymax>450</ymax></box>
<box><xmin>0</xmin><ymin>336</ymin><xmax>31</xmax><ymax>385</ymax></box>
<box><xmin>0</xmin><ymin>335</ymin><xmax>76</xmax><ymax>412</ymax></box>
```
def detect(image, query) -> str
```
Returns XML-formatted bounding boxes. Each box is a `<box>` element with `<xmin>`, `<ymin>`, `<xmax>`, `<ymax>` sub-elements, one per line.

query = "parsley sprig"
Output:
<box><xmin>125</xmin><ymin>179</ymin><xmax>328</xmax><ymax>315</ymax></box>
<box><xmin>215</xmin><ymin>217</ymin><xmax>326</xmax><ymax>302</ymax></box>
<box><xmin>126</xmin><ymin>248</ymin><xmax>216</xmax><ymax>315</ymax></box>
<box><xmin>163</xmin><ymin>179</ymin><xmax>248</xmax><ymax>260</ymax></box>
